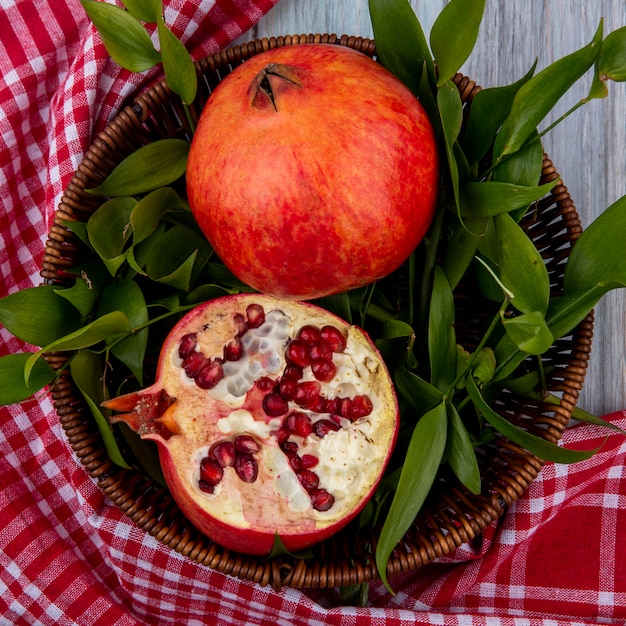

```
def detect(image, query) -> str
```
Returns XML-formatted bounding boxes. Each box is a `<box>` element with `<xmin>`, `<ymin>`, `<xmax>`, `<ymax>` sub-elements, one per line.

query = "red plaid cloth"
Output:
<box><xmin>1</xmin><ymin>1</ymin><xmax>626</xmax><ymax>624</ymax></box>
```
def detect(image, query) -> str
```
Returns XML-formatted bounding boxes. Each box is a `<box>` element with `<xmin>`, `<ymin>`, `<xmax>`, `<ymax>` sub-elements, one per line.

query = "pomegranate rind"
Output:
<box><xmin>186</xmin><ymin>44</ymin><xmax>439</xmax><ymax>300</ymax></box>
<box><xmin>106</xmin><ymin>294</ymin><xmax>399</xmax><ymax>555</ymax></box>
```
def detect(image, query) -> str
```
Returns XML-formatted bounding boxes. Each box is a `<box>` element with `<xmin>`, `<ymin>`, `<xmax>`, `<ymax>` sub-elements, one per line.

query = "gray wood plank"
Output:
<box><xmin>237</xmin><ymin>1</ymin><xmax>625</xmax><ymax>416</ymax></box>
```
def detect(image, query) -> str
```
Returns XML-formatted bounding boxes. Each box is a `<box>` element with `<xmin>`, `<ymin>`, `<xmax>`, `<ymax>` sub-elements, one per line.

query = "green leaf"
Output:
<box><xmin>430</xmin><ymin>0</ymin><xmax>486</xmax><ymax>87</ymax></box>
<box><xmin>186</xmin><ymin>284</ymin><xmax>231</xmax><ymax>305</ymax></box>
<box><xmin>312</xmin><ymin>292</ymin><xmax>352</xmax><ymax>324</ymax></box>
<box><xmin>491</xmin><ymin>131</ymin><xmax>544</xmax><ymax>194</ymax></box>
<box><xmin>0</xmin><ymin>285</ymin><xmax>82</xmax><ymax>346</ymax></box>
<box><xmin>130</xmin><ymin>187</ymin><xmax>186</xmax><ymax>244</ymax></box>
<box><xmin>88</xmin><ymin>139</ymin><xmax>189</xmax><ymax>197</ymax></box>
<box><xmin>499</xmin><ymin>368</ymin><xmax>543</xmax><ymax>396</ymax></box>
<box><xmin>428</xmin><ymin>266</ymin><xmax>456</xmax><ymax>392</ymax></box>
<box><xmin>117</xmin><ymin>422</ymin><xmax>166</xmax><ymax>485</ymax></box>
<box><xmin>25</xmin><ymin>311</ymin><xmax>132</xmax><ymax>383</ymax></box>
<box><xmin>122</xmin><ymin>0</ymin><xmax>161</xmax><ymax>23</ymax></box>
<box><xmin>376</xmin><ymin>402</ymin><xmax>447</xmax><ymax>592</ymax></box>
<box><xmin>461</xmin><ymin>61</ymin><xmax>537</xmax><ymax>165</ymax></box>
<box><xmin>472</xmin><ymin>347</ymin><xmax>496</xmax><ymax>385</ymax></box>
<box><xmin>98</xmin><ymin>280</ymin><xmax>149</xmax><ymax>384</ymax></box>
<box><xmin>87</xmin><ymin>196</ymin><xmax>136</xmax><ymax>276</ymax></box>
<box><xmin>157</xmin><ymin>15</ymin><xmax>197</xmax><ymax>104</ymax></box>
<box><xmin>144</xmin><ymin>224</ymin><xmax>211</xmax><ymax>290</ymax></box>
<box><xmin>445</xmin><ymin>400</ymin><xmax>481</xmax><ymax>494</ymax></box>
<box><xmin>81</xmin><ymin>0</ymin><xmax>161</xmax><ymax>72</ymax></box>
<box><xmin>378</xmin><ymin>319</ymin><xmax>415</xmax><ymax>341</ymax></box>
<box><xmin>57</xmin><ymin>259</ymin><xmax>115</xmax><ymax>318</ymax></box>
<box><xmin>484</xmin><ymin>213</ymin><xmax>551</xmax><ymax>315</ymax></box>
<box><xmin>70</xmin><ymin>350</ymin><xmax>132</xmax><ymax>469</ymax></box>
<box><xmin>502</xmin><ymin>311</ymin><xmax>553</xmax><ymax>355</ymax></box>
<box><xmin>437</xmin><ymin>80</ymin><xmax>464</xmax><ymax>211</ymax></box>
<box><xmin>563</xmin><ymin>195</ymin><xmax>626</xmax><ymax>293</ymax></box>
<box><xmin>394</xmin><ymin>366</ymin><xmax>443</xmax><ymax>414</ymax></box>
<box><xmin>466</xmin><ymin>375</ymin><xmax>600</xmax><ymax>463</ymax></box>
<box><xmin>61</xmin><ymin>220</ymin><xmax>91</xmax><ymax>249</ymax></box>
<box><xmin>494</xmin><ymin>22</ymin><xmax>603</xmax><ymax>158</ymax></box>
<box><xmin>459</xmin><ymin>179</ymin><xmax>557</xmax><ymax>217</ymax></box>
<box><xmin>598</xmin><ymin>26</ymin><xmax>626</xmax><ymax>82</ymax></box>
<box><xmin>443</xmin><ymin>216</ymin><xmax>488</xmax><ymax>289</ymax></box>
<box><xmin>154</xmin><ymin>251</ymin><xmax>197</xmax><ymax>290</ymax></box>
<box><xmin>0</xmin><ymin>354</ymin><xmax>56</xmax><ymax>406</ymax></box>
<box><xmin>545</xmin><ymin>285</ymin><xmax>608</xmax><ymax>341</ymax></box>
<box><xmin>368</xmin><ymin>0</ymin><xmax>434</xmax><ymax>96</ymax></box>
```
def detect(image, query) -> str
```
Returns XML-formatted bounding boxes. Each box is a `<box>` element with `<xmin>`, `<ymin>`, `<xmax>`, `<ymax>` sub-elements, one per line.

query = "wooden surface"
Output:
<box><xmin>236</xmin><ymin>1</ymin><xmax>626</xmax><ymax>417</ymax></box>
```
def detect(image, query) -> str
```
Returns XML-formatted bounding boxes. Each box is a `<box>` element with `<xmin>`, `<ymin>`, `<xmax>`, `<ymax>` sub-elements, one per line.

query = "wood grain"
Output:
<box><xmin>236</xmin><ymin>1</ymin><xmax>626</xmax><ymax>416</ymax></box>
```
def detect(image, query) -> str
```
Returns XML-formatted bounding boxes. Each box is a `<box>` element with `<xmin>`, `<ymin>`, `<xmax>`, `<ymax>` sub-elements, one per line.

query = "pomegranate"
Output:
<box><xmin>103</xmin><ymin>294</ymin><xmax>398</xmax><ymax>555</ymax></box>
<box><xmin>186</xmin><ymin>43</ymin><xmax>439</xmax><ymax>300</ymax></box>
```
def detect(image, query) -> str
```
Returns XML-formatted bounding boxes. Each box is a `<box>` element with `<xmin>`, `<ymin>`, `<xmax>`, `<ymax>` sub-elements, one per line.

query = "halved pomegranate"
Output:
<box><xmin>103</xmin><ymin>294</ymin><xmax>398</xmax><ymax>555</ymax></box>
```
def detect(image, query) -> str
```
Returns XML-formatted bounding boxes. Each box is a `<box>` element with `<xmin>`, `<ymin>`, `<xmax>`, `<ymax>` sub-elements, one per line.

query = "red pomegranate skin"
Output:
<box><xmin>103</xmin><ymin>294</ymin><xmax>399</xmax><ymax>556</ymax></box>
<box><xmin>186</xmin><ymin>43</ymin><xmax>439</xmax><ymax>300</ymax></box>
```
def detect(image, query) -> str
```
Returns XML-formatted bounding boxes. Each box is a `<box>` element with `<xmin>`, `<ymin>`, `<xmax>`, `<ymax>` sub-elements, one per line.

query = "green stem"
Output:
<box><xmin>485</xmin><ymin>98</ymin><xmax>587</xmax><ymax>181</ymax></box>
<box><xmin>183</xmin><ymin>103</ymin><xmax>196</xmax><ymax>136</ymax></box>
<box><xmin>106</xmin><ymin>303</ymin><xmax>197</xmax><ymax>350</ymax></box>
<box><xmin>536</xmin><ymin>99</ymin><xmax>586</xmax><ymax>141</ymax></box>
<box><xmin>360</xmin><ymin>283</ymin><xmax>377</xmax><ymax>328</ymax></box>
<box><xmin>416</xmin><ymin>207</ymin><xmax>445</xmax><ymax>343</ymax></box>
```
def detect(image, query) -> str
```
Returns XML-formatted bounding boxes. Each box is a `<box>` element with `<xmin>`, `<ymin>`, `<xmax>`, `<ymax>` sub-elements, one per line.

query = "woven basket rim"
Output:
<box><xmin>41</xmin><ymin>34</ymin><xmax>593</xmax><ymax>591</ymax></box>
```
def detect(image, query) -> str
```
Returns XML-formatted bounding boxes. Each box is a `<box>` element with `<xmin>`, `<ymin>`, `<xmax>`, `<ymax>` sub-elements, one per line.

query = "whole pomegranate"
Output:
<box><xmin>186</xmin><ymin>43</ymin><xmax>439</xmax><ymax>300</ymax></box>
<box><xmin>103</xmin><ymin>294</ymin><xmax>398</xmax><ymax>555</ymax></box>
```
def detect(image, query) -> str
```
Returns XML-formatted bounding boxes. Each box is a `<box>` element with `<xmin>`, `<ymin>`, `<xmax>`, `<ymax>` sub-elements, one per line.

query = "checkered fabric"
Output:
<box><xmin>1</xmin><ymin>1</ymin><xmax>626</xmax><ymax>624</ymax></box>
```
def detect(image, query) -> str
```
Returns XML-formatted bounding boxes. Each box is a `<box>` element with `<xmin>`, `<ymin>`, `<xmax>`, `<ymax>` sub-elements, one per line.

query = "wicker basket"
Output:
<box><xmin>41</xmin><ymin>34</ymin><xmax>593</xmax><ymax>590</ymax></box>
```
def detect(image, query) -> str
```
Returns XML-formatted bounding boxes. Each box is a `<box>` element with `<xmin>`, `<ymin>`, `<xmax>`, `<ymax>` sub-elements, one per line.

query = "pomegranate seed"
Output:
<box><xmin>284</xmin><ymin>411</ymin><xmax>313</xmax><ymax>437</ymax></box>
<box><xmin>313</xmin><ymin>419</ymin><xmax>340</xmax><ymax>438</ymax></box>
<box><xmin>198</xmin><ymin>481</ymin><xmax>215</xmax><ymax>494</ymax></box>
<box><xmin>294</xmin><ymin>381</ymin><xmax>321</xmax><ymax>409</ymax></box>
<box><xmin>178</xmin><ymin>333</ymin><xmax>197</xmax><ymax>359</ymax></box>
<box><xmin>224</xmin><ymin>336</ymin><xmax>243</xmax><ymax>361</ymax></box>
<box><xmin>283</xmin><ymin>364</ymin><xmax>304</xmax><ymax>380</ymax></box>
<box><xmin>210</xmin><ymin>441</ymin><xmax>236</xmax><ymax>468</ymax></box>
<box><xmin>278</xmin><ymin>377</ymin><xmax>298</xmax><ymax>400</ymax></box>
<box><xmin>286</xmin><ymin>451</ymin><xmax>302</xmax><ymax>472</ymax></box>
<box><xmin>298</xmin><ymin>469</ymin><xmax>320</xmax><ymax>492</ymax></box>
<box><xmin>301</xmin><ymin>454</ymin><xmax>319</xmax><ymax>469</ymax></box>
<box><xmin>311</xmin><ymin>395</ymin><xmax>328</xmax><ymax>414</ymax></box>
<box><xmin>256</xmin><ymin>377</ymin><xmax>275</xmax><ymax>392</ymax></box>
<box><xmin>246</xmin><ymin>303</ymin><xmax>265</xmax><ymax>328</ymax></box>
<box><xmin>195</xmin><ymin>359</ymin><xmax>224</xmax><ymax>389</ymax></box>
<box><xmin>233</xmin><ymin>312</ymin><xmax>247</xmax><ymax>336</ymax></box>
<box><xmin>281</xmin><ymin>440</ymin><xmax>299</xmax><ymax>454</ymax></box>
<box><xmin>285</xmin><ymin>339</ymin><xmax>310</xmax><ymax>368</ymax></box>
<box><xmin>311</xmin><ymin>358</ymin><xmax>336</xmax><ymax>382</ymax></box>
<box><xmin>235</xmin><ymin>453</ymin><xmax>258</xmax><ymax>483</ymax></box>
<box><xmin>338</xmin><ymin>397</ymin><xmax>352</xmax><ymax>419</ymax></box>
<box><xmin>182</xmin><ymin>352</ymin><xmax>209</xmax><ymax>378</ymax></box>
<box><xmin>310</xmin><ymin>489</ymin><xmax>335</xmax><ymax>511</ymax></box>
<box><xmin>297</xmin><ymin>324</ymin><xmax>321</xmax><ymax>344</ymax></box>
<box><xmin>320</xmin><ymin>325</ymin><xmax>346</xmax><ymax>353</ymax></box>
<box><xmin>200</xmin><ymin>457</ymin><xmax>224</xmax><ymax>486</ymax></box>
<box><xmin>309</xmin><ymin>341</ymin><xmax>332</xmax><ymax>362</ymax></box>
<box><xmin>273</xmin><ymin>428</ymin><xmax>290</xmax><ymax>447</ymax></box>
<box><xmin>234</xmin><ymin>434</ymin><xmax>260</xmax><ymax>454</ymax></box>
<box><xmin>323</xmin><ymin>397</ymin><xmax>340</xmax><ymax>414</ymax></box>
<box><xmin>263</xmin><ymin>392</ymin><xmax>289</xmax><ymax>417</ymax></box>
<box><xmin>349</xmin><ymin>394</ymin><xmax>374</xmax><ymax>420</ymax></box>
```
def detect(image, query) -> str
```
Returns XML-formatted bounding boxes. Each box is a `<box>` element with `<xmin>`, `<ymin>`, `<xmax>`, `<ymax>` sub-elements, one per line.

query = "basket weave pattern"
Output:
<box><xmin>41</xmin><ymin>35</ymin><xmax>592</xmax><ymax>590</ymax></box>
